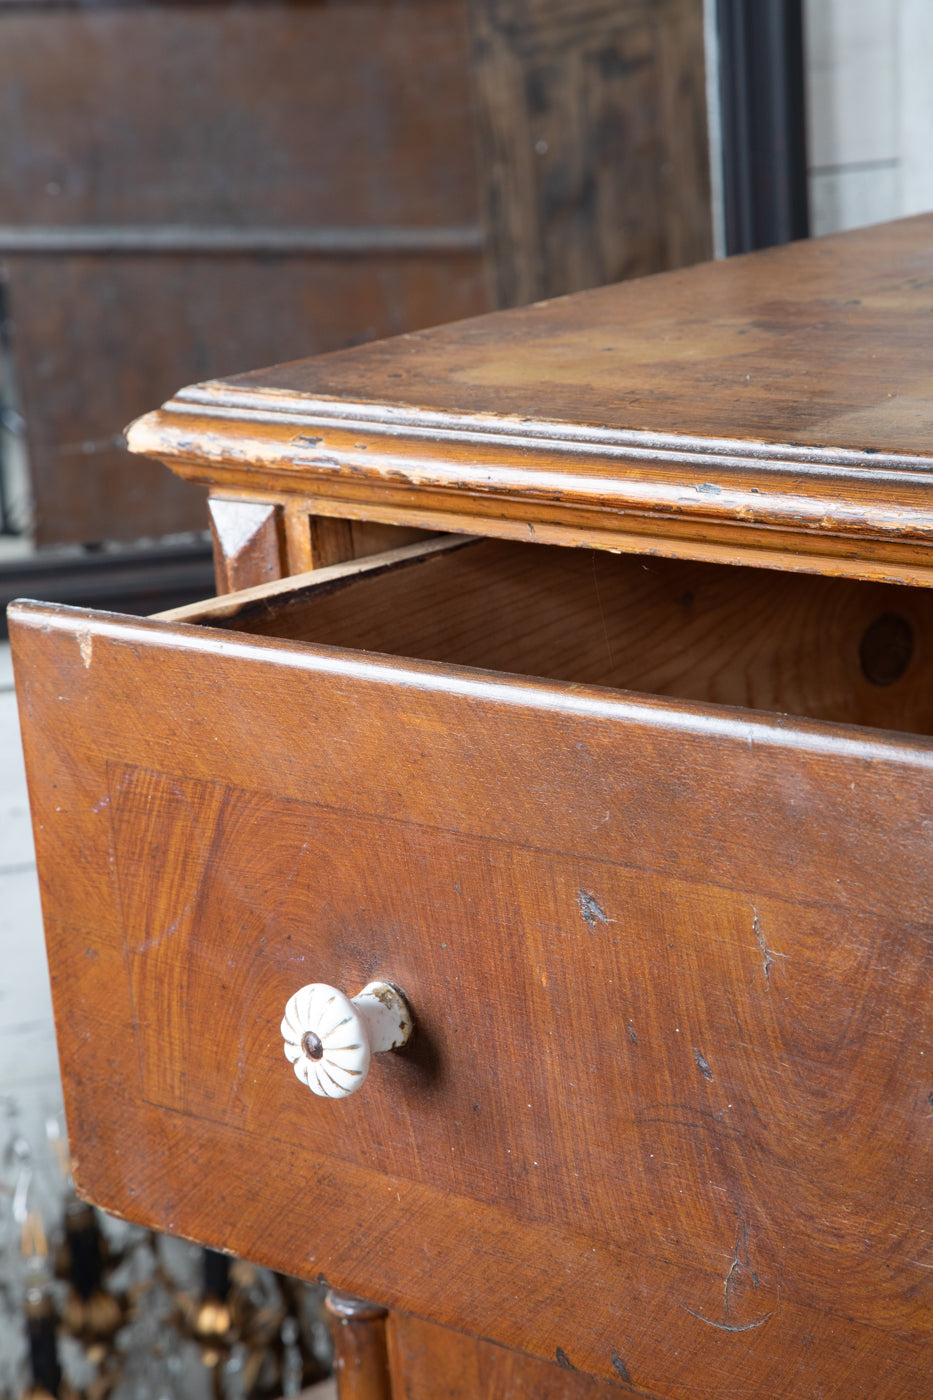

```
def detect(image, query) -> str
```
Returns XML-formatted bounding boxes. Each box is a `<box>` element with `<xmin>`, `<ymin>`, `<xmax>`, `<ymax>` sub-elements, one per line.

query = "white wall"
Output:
<box><xmin>805</xmin><ymin>0</ymin><xmax>933</xmax><ymax>235</ymax></box>
<box><xmin>899</xmin><ymin>0</ymin><xmax>933</xmax><ymax>216</ymax></box>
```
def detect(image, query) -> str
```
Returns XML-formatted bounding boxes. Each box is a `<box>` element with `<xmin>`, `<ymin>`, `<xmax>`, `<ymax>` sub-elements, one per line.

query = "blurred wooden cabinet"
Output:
<box><xmin>0</xmin><ymin>0</ymin><xmax>710</xmax><ymax>548</ymax></box>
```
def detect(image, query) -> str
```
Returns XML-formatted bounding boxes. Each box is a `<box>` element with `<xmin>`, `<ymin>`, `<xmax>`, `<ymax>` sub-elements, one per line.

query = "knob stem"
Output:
<box><xmin>352</xmin><ymin>982</ymin><xmax>413</xmax><ymax>1054</ymax></box>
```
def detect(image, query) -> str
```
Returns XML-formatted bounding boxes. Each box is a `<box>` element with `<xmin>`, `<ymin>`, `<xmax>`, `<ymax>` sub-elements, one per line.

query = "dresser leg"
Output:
<box><xmin>325</xmin><ymin>1290</ymin><xmax>393</xmax><ymax>1400</ymax></box>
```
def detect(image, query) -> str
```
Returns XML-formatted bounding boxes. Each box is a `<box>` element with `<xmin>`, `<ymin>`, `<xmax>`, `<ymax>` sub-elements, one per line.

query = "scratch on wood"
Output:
<box><xmin>693</xmin><ymin>1047</ymin><xmax>713</xmax><ymax>1081</ymax></box>
<box><xmin>724</xmin><ymin>1257</ymin><xmax>739</xmax><ymax>1314</ymax></box>
<box><xmin>680</xmin><ymin>1222</ymin><xmax>773</xmax><ymax>1334</ymax></box>
<box><xmin>680</xmin><ymin>1304</ymin><xmax>773</xmax><ymax>1333</ymax></box>
<box><xmin>578</xmin><ymin>890</ymin><xmax>609</xmax><ymax>931</ymax></box>
<box><xmin>752</xmin><ymin>906</ymin><xmax>784</xmax><ymax>987</ymax></box>
<box><xmin>724</xmin><ymin>1223</ymin><xmax>750</xmax><ymax>1315</ymax></box>
<box><xmin>78</xmin><ymin>631</ymin><xmax>93</xmax><ymax>668</ymax></box>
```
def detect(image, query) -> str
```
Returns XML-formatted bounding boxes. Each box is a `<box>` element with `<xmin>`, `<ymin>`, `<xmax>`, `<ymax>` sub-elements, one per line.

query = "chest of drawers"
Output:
<box><xmin>10</xmin><ymin>215</ymin><xmax>933</xmax><ymax>1400</ymax></box>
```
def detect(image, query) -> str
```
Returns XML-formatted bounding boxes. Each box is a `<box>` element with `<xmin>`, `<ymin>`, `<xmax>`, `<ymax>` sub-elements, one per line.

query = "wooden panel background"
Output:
<box><xmin>0</xmin><ymin>0</ymin><xmax>711</xmax><ymax>548</ymax></box>
<box><xmin>3</xmin><ymin>253</ymin><xmax>487</xmax><ymax>546</ymax></box>
<box><xmin>470</xmin><ymin>0</ymin><xmax>712</xmax><ymax>305</ymax></box>
<box><xmin>0</xmin><ymin>0</ymin><xmax>487</xmax><ymax>546</ymax></box>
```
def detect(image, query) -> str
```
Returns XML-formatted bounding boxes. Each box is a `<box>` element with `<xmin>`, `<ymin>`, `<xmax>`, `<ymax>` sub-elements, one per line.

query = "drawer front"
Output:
<box><xmin>10</xmin><ymin>600</ymin><xmax>933</xmax><ymax>1400</ymax></box>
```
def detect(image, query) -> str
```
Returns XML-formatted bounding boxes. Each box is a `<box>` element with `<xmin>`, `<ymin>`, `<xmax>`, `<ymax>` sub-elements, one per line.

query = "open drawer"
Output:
<box><xmin>9</xmin><ymin>534</ymin><xmax>933</xmax><ymax>1400</ymax></box>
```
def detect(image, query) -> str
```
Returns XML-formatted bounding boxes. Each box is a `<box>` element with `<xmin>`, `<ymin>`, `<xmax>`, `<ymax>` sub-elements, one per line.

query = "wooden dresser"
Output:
<box><xmin>10</xmin><ymin>216</ymin><xmax>933</xmax><ymax>1399</ymax></box>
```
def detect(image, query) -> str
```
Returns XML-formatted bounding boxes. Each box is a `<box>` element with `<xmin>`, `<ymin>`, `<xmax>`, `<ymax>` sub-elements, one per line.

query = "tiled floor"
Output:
<box><xmin>0</xmin><ymin>640</ymin><xmax>64</xmax><ymax>1148</ymax></box>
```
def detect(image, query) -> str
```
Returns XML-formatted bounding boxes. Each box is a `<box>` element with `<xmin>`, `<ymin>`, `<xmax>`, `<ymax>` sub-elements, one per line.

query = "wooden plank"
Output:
<box><xmin>154</xmin><ymin>535</ymin><xmax>474</xmax><ymax>625</ymax></box>
<box><xmin>0</xmin><ymin>5</ymin><xmax>480</xmax><ymax>231</ymax></box>
<box><xmin>468</xmin><ymin>0</ymin><xmax>712</xmax><ymax>305</ymax></box>
<box><xmin>0</xmin><ymin>227</ymin><xmax>485</xmax><ymax>256</ymax></box>
<box><xmin>10</xmin><ymin>599</ymin><xmax>933</xmax><ymax>1397</ymax></box>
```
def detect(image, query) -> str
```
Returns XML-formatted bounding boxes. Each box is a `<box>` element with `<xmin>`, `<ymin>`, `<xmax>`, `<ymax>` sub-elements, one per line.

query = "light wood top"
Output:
<box><xmin>128</xmin><ymin>215</ymin><xmax>933</xmax><ymax>584</ymax></box>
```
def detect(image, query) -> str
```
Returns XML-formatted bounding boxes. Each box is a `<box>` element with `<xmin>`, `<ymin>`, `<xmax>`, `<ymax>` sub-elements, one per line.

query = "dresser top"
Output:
<box><xmin>128</xmin><ymin>214</ymin><xmax>933</xmax><ymax>584</ymax></box>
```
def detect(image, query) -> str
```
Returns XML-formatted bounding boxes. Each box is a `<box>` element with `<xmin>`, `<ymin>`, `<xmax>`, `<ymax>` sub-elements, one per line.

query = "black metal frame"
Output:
<box><xmin>717</xmin><ymin>0</ymin><xmax>810</xmax><ymax>254</ymax></box>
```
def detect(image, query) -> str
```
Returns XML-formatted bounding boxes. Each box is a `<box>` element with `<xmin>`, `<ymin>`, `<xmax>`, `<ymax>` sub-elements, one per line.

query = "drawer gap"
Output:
<box><xmin>156</xmin><ymin>533</ymin><xmax>933</xmax><ymax>737</ymax></box>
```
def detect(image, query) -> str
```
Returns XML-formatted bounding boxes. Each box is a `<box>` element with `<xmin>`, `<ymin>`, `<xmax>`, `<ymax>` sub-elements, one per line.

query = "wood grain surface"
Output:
<box><xmin>10</xmin><ymin>595</ymin><xmax>933</xmax><ymax>1399</ymax></box>
<box><xmin>127</xmin><ymin>216</ymin><xmax>933</xmax><ymax>583</ymax></box>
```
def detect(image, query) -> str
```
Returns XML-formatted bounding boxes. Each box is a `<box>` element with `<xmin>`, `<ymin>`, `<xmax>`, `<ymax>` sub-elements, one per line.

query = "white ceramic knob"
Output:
<box><xmin>281</xmin><ymin>981</ymin><xmax>413</xmax><ymax>1099</ymax></box>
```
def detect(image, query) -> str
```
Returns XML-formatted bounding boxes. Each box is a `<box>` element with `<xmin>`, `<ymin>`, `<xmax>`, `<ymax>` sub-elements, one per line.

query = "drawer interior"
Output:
<box><xmin>159</xmin><ymin>534</ymin><xmax>933</xmax><ymax>736</ymax></box>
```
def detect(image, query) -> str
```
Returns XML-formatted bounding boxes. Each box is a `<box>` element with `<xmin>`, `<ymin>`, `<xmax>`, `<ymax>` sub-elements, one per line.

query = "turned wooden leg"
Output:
<box><xmin>325</xmin><ymin>1291</ymin><xmax>393</xmax><ymax>1400</ymax></box>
